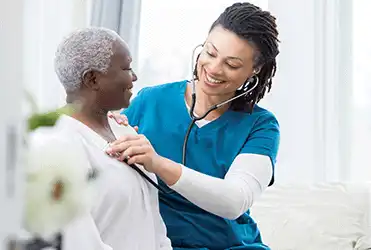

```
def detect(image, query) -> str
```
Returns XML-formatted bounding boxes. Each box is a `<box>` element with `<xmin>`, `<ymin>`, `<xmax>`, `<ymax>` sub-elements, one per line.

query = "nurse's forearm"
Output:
<box><xmin>155</xmin><ymin>156</ymin><xmax>183</xmax><ymax>186</ymax></box>
<box><xmin>155</xmin><ymin>154</ymin><xmax>272</xmax><ymax>220</ymax></box>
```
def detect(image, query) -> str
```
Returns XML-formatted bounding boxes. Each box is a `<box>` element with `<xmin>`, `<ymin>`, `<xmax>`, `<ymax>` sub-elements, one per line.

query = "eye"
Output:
<box><xmin>226</xmin><ymin>64</ymin><xmax>240</xmax><ymax>70</ymax></box>
<box><xmin>205</xmin><ymin>51</ymin><xmax>216</xmax><ymax>57</ymax></box>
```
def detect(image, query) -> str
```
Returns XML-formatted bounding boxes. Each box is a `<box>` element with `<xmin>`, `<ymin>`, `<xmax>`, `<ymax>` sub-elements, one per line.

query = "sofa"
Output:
<box><xmin>250</xmin><ymin>182</ymin><xmax>371</xmax><ymax>250</ymax></box>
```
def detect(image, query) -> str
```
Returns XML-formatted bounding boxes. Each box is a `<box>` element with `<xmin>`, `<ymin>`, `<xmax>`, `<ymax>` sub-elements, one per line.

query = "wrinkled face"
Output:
<box><xmin>93</xmin><ymin>40</ymin><xmax>137</xmax><ymax>110</ymax></box>
<box><xmin>196</xmin><ymin>25</ymin><xmax>257</xmax><ymax>97</ymax></box>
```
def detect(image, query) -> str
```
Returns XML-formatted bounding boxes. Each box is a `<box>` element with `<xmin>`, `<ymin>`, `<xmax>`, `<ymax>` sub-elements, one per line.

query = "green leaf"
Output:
<box><xmin>27</xmin><ymin>106</ymin><xmax>74</xmax><ymax>132</ymax></box>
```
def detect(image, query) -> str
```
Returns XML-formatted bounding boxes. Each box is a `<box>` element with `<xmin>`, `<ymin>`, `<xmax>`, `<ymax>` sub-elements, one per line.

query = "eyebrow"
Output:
<box><xmin>208</xmin><ymin>42</ymin><xmax>243</xmax><ymax>62</ymax></box>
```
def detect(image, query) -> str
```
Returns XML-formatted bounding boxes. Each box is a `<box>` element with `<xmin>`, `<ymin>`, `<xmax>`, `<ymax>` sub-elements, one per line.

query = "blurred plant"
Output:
<box><xmin>17</xmin><ymin>101</ymin><xmax>98</xmax><ymax>250</ymax></box>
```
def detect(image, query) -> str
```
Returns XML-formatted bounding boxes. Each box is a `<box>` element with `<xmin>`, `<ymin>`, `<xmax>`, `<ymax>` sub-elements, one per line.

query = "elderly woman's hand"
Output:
<box><xmin>107</xmin><ymin>111</ymin><xmax>138</xmax><ymax>132</ymax></box>
<box><xmin>106</xmin><ymin>134</ymin><xmax>163</xmax><ymax>174</ymax></box>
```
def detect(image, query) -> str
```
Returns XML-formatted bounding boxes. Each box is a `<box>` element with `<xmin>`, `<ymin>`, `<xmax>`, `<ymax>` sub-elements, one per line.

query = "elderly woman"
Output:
<box><xmin>52</xmin><ymin>27</ymin><xmax>172</xmax><ymax>250</ymax></box>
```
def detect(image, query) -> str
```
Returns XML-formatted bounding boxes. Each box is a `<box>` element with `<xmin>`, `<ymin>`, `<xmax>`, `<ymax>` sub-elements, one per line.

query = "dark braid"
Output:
<box><xmin>196</xmin><ymin>2</ymin><xmax>280</xmax><ymax>113</ymax></box>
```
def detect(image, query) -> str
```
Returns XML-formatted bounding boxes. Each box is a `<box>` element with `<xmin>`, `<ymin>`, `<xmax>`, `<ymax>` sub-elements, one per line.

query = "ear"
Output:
<box><xmin>253</xmin><ymin>67</ymin><xmax>261</xmax><ymax>75</ymax></box>
<box><xmin>82</xmin><ymin>70</ymin><xmax>100</xmax><ymax>91</ymax></box>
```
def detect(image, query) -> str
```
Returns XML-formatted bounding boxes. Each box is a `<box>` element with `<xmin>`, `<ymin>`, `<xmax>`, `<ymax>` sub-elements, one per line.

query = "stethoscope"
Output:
<box><xmin>104</xmin><ymin>141</ymin><xmax>169</xmax><ymax>193</ymax></box>
<box><xmin>111</xmin><ymin>45</ymin><xmax>259</xmax><ymax>194</ymax></box>
<box><xmin>181</xmin><ymin>44</ymin><xmax>259</xmax><ymax>166</ymax></box>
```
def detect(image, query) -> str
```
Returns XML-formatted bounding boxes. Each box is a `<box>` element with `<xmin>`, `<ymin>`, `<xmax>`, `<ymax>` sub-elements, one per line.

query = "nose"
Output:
<box><xmin>206</xmin><ymin>58</ymin><xmax>223</xmax><ymax>75</ymax></box>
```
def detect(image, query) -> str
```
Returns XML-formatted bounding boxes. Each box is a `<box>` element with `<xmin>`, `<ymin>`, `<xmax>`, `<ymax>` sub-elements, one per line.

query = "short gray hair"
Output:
<box><xmin>54</xmin><ymin>27</ymin><xmax>122</xmax><ymax>92</ymax></box>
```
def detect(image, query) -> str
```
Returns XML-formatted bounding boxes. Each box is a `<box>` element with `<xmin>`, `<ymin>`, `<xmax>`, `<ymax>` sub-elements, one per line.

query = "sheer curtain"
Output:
<box><xmin>266</xmin><ymin>0</ymin><xmax>354</xmax><ymax>183</ymax></box>
<box><xmin>351</xmin><ymin>0</ymin><xmax>371</xmax><ymax>182</ymax></box>
<box><xmin>135</xmin><ymin>0</ymin><xmax>323</xmax><ymax>183</ymax></box>
<box><xmin>89</xmin><ymin>0</ymin><xmax>142</xmax><ymax>70</ymax></box>
<box><xmin>134</xmin><ymin>0</ymin><xmax>267</xmax><ymax>95</ymax></box>
<box><xmin>23</xmin><ymin>0</ymin><xmax>90</xmax><ymax>113</ymax></box>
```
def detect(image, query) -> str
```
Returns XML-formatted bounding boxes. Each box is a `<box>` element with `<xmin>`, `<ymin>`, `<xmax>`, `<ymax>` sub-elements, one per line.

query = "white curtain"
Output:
<box><xmin>351</xmin><ymin>0</ymin><xmax>371</xmax><ymax>182</ymax></box>
<box><xmin>134</xmin><ymin>0</ymin><xmax>267</xmax><ymax>95</ymax></box>
<box><xmin>90</xmin><ymin>0</ymin><xmax>142</xmax><ymax>71</ymax></box>
<box><xmin>266</xmin><ymin>0</ymin><xmax>353</xmax><ymax>183</ymax></box>
<box><xmin>23</xmin><ymin>0</ymin><xmax>90</xmax><ymax>113</ymax></box>
<box><xmin>135</xmin><ymin>0</ymin><xmax>368</xmax><ymax>183</ymax></box>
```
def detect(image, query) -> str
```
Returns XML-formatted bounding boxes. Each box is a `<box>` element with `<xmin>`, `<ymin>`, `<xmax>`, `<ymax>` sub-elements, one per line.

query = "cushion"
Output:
<box><xmin>250</xmin><ymin>182</ymin><xmax>371</xmax><ymax>250</ymax></box>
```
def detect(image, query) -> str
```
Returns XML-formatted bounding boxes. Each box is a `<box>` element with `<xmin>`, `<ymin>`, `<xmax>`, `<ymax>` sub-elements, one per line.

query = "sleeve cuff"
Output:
<box><xmin>168</xmin><ymin>164</ymin><xmax>190</xmax><ymax>191</ymax></box>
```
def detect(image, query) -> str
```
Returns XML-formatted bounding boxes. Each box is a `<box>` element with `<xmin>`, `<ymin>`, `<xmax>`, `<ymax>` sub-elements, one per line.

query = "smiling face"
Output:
<box><xmin>94</xmin><ymin>40</ymin><xmax>137</xmax><ymax>110</ymax></box>
<box><xmin>196</xmin><ymin>25</ymin><xmax>257</xmax><ymax>98</ymax></box>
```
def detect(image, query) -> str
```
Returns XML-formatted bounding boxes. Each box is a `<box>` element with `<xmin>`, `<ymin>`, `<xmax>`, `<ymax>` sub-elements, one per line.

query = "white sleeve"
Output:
<box><xmin>169</xmin><ymin>153</ymin><xmax>272</xmax><ymax>220</ymax></box>
<box><xmin>63</xmin><ymin>213</ymin><xmax>113</xmax><ymax>250</ymax></box>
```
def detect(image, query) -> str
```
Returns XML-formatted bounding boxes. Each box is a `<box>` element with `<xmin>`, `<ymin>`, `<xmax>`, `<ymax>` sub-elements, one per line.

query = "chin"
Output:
<box><xmin>121</xmin><ymin>100</ymin><xmax>130</xmax><ymax>109</ymax></box>
<box><xmin>108</xmin><ymin>102</ymin><xmax>129</xmax><ymax>111</ymax></box>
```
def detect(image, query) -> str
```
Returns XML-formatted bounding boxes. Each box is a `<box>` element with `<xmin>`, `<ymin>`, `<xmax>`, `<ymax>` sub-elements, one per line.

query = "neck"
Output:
<box><xmin>65</xmin><ymin>94</ymin><xmax>116</xmax><ymax>142</ymax></box>
<box><xmin>66</xmin><ymin>101</ymin><xmax>110</xmax><ymax>129</ymax></box>
<box><xmin>186</xmin><ymin>82</ymin><xmax>233</xmax><ymax>121</ymax></box>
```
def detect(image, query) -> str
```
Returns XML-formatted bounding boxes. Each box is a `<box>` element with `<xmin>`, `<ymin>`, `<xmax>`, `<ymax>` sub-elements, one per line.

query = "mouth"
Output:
<box><xmin>203</xmin><ymin>69</ymin><xmax>226</xmax><ymax>87</ymax></box>
<box><xmin>125</xmin><ymin>85</ymin><xmax>133</xmax><ymax>93</ymax></box>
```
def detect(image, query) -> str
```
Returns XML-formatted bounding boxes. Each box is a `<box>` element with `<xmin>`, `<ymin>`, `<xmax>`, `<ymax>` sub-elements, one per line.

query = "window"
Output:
<box><xmin>136</xmin><ymin>1</ymin><xmax>369</xmax><ymax>182</ymax></box>
<box><xmin>351</xmin><ymin>0</ymin><xmax>371</xmax><ymax>181</ymax></box>
<box><xmin>23</xmin><ymin>0</ymin><xmax>90</xmax><ymax>112</ymax></box>
<box><xmin>135</xmin><ymin>0</ymin><xmax>268</xmax><ymax>94</ymax></box>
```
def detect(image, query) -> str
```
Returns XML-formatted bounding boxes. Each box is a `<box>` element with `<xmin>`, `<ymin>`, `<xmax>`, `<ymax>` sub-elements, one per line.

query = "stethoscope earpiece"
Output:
<box><xmin>182</xmin><ymin>45</ymin><xmax>260</xmax><ymax>166</ymax></box>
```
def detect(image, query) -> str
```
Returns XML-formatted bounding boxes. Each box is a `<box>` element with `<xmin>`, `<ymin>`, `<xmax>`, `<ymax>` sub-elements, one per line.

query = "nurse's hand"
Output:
<box><xmin>106</xmin><ymin>134</ymin><xmax>182</xmax><ymax>186</ymax></box>
<box><xmin>107</xmin><ymin>111</ymin><xmax>138</xmax><ymax>132</ymax></box>
<box><xmin>106</xmin><ymin>134</ymin><xmax>161</xmax><ymax>173</ymax></box>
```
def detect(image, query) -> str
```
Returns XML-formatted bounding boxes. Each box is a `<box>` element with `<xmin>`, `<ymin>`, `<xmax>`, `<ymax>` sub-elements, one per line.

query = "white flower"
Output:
<box><xmin>24</xmin><ymin>127</ymin><xmax>96</xmax><ymax>238</ymax></box>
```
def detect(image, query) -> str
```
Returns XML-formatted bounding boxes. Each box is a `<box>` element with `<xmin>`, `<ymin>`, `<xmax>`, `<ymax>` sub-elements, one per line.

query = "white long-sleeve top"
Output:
<box><xmin>169</xmin><ymin>115</ymin><xmax>273</xmax><ymax>220</ymax></box>
<box><xmin>170</xmin><ymin>154</ymin><xmax>272</xmax><ymax>220</ymax></box>
<box><xmin>55</xmin><ymin>115</ymin><xmax>172</xmax><ymax>250</ymax></box>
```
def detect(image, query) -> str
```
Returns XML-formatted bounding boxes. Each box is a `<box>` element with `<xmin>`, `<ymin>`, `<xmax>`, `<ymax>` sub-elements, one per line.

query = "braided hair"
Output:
<box><xmin>194</xmin><ymin>2</ymin><xmax>280</xmax><ymax>113</ymax></box>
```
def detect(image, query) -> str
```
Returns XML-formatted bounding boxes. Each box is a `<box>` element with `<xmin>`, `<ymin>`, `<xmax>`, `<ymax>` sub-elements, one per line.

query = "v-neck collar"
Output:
<box><xmin>56</xmin><ymin>114</ymin><xmax>137</xmax><ymax>151</ymax></box>
<box><xmin>178</xmin><ymin>80</ymin><xmax>232</xmax><ymax>132</ymax></box>
<box><xmin>57</xmin><ymin>115</ymin><xmax>110</xmax><ymax>151</ymax></box>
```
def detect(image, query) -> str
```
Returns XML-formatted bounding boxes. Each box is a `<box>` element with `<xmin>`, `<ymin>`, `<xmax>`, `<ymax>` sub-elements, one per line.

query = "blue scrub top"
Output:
<box><xmin>122</xmin><ymin>80</ymin><xmax>280</xmax><ymax>250</ymax></box>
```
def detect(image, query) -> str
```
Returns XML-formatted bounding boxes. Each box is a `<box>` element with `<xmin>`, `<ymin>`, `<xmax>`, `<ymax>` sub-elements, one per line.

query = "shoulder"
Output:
<box><xmin>135</xmin><ymin>79</ymin><xmax>188</xmax><ymax>99</ymax></box>
<box><xmin>123</xmin><ymin>80</ymin><xmax>188</xmax><ymax>124</ymax></box>
<box><xmin>232</xmin><ymin>104</ymin><xmax>279</xmax><ymax>132</ymax></box>
<box><xmin>238</xmin><ymin>105</ymin><xmax>280</xmax><ymax>164</ymax></box>
<box><xmin>251</xmin><ymin>105</ymin><xmax>280</xmax><ymax>129</ymax></box>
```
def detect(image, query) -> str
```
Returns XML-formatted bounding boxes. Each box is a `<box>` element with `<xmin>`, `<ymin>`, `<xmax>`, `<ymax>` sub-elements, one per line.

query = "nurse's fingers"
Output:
<box><xmin>108</xmin><ymin>111</ymin><xmax>129</xmax><ymax>126</ymax></box>
<box><xmin>126</xmin><ymin>154</ymin><xmax>147</xmax><ymax>166</ymax></box>
<box><xmin>111</xmin><ymin>134</ymin><xmax>141</xmax><ymax>145</ymax></box>
<box><xmin>106</xmin><ymin>139</ymin><xmax>142</xmax><ymax>155</ymax></box>
<box><xmin>118</xmin><ymin>144</ymin><xmax>150</xmax><ymax>162</ymax></box>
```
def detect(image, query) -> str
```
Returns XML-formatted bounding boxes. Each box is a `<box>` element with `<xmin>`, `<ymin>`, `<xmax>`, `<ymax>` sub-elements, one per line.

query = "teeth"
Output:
<box><xmin>206</xmin><ymin>74</ymin><xmax>223</xmax><ymax>84</ymax></box>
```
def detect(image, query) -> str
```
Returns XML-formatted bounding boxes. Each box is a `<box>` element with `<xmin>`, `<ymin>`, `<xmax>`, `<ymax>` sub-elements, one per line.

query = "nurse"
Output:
<box><xmin>108</xmin><ymin>2</ymin><xmax>280</xmax><ymax>249</ymax></box>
